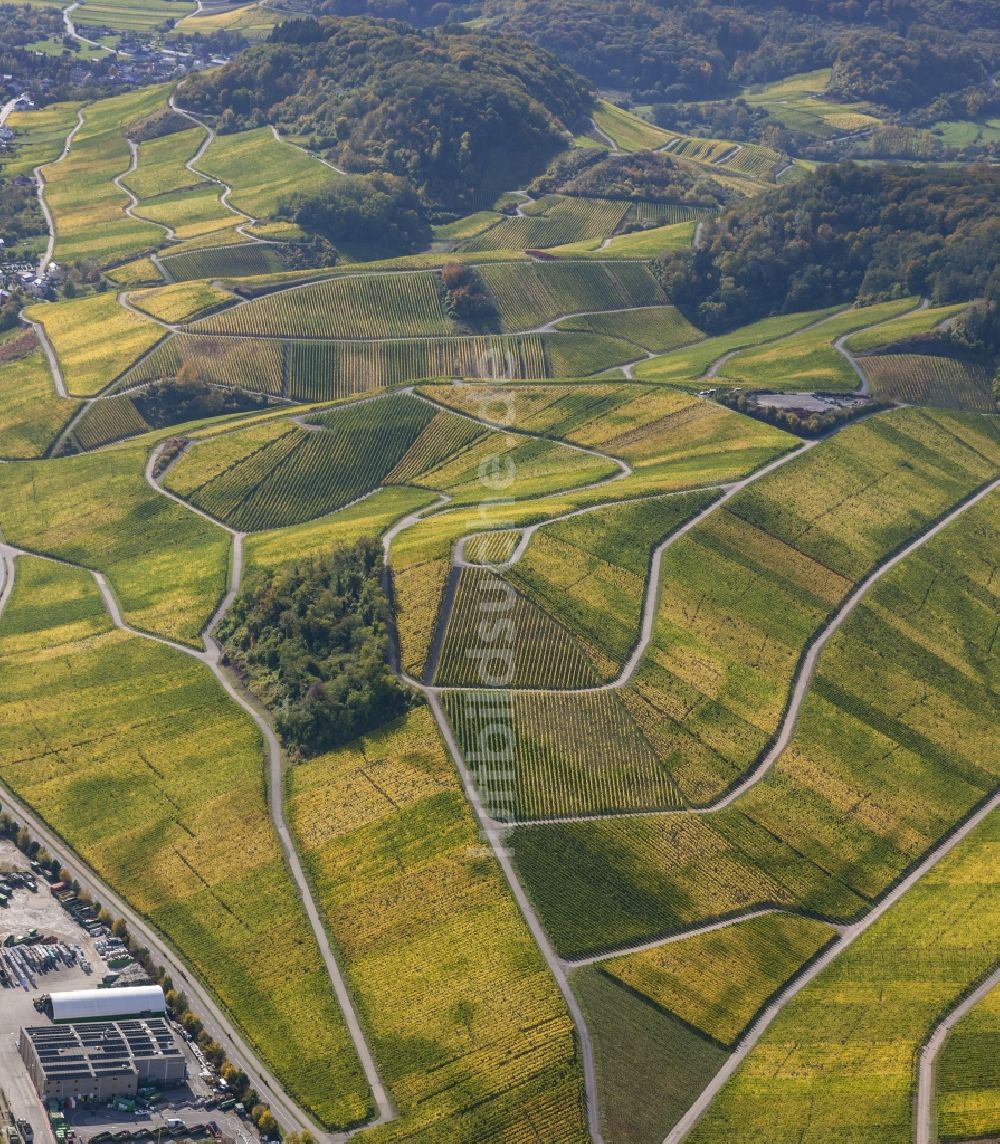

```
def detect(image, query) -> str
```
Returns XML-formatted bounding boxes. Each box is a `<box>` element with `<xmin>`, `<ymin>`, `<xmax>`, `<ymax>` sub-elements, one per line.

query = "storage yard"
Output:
<box><xmin>0</xmin><ymin>844</ymin><xmax>256</xmax><ymax>1144</ymax></box>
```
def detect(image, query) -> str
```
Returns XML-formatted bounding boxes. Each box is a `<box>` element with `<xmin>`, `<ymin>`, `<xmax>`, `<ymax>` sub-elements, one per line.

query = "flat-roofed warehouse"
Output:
<box><xmin>49</xmin><ymin>986</ymin><xmax>166</xmax><ymax>1023</ymax></box>
<box><xmin>19</xmin><ymin>1018</ymin><xmax>186</xmax><ymax>1101</ymax></box>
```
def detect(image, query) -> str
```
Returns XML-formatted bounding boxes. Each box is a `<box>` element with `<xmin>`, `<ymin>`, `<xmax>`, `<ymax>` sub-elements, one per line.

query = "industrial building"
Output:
<box><xmin>19</xmin><ymin>1019</ymin><xmax>186</xmax><ymax>1101</ymax></box>
<box><xmin>48</xmin><ymin>986</ymin><xmax>166</xmax><ymax>1024</ymax></box>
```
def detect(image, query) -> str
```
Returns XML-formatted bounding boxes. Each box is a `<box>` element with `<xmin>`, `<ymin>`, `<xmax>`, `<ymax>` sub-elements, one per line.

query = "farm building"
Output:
<box><xmin>19</xmin><ymin>1018</ymin><xmax>185</xmax><ymax>1100</ymax></box>
<box><xmin>49</xmin><ymin>986</ymin><xmax>166</xmax><ymax>1023</ymax></box>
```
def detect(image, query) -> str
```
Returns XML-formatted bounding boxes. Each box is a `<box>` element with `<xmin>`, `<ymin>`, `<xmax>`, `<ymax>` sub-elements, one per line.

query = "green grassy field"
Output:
<box><xmin>634</xmin><ymin>306</ymin><xmax>844</xmax><ymax>382</ymax></box>
<box><xmin>510</xmin><ymin>479</ymin><xmax>1000</xmax><ymax>957</ymax></box>
<box><xmin>0</xmin><ymin>556</ymin><xmax>371</xmax><ymax>1130</ymax></box>
<box><xmin>554</xmin><ymin>305</ymin><xmax>703</xmax><ymax>354</ymax></box>
<box><xmin>42</xmin><ymin>86</ymin><xmax>169</xmax><ymax>264</ymax></box>
<box><xmin>25</xmin><ymin>293</ymin><xmax>165</xmax><ymax>396</ymax></box>
<box><xmin>550</xmin><ymin>220</ymin><xmax>698</xmax><ymax>258</ymax></box>
<box><xmin>844</xmin><ymin>302</ymin><xmax>969</xmax><ymax>351</ymax></box>
<box><xmin>0</xmin><ymin>344</ymin><xmax>77</xmax><ymax>459</ymax></box>
<box><xmin>718</xmin><ymin>298</ymin><xmax>919</xmax><ymax>390</ymax></box>
<box><xmin>195</xmin><ymin>126</ymin><xmax>343</xmax><ymax>218</ymax></box>
<box><xmin>287</xmin><ymin>708</ymin><xmax>588</xmax><ymax>1141</ymax></box>
<box><xmin>741</xmin><ymin>68</ymin><xmax>881</xmax><ymax>139</ymax></box>
<box><xmin>0</xmin><ymin>442</ymin><xmax>230</xmax><ymax>644</ymax></box>
<box><xmin>571</xmin><ymin>967</ymin><xmax>728</xmax><ymax>1144</ymax></box>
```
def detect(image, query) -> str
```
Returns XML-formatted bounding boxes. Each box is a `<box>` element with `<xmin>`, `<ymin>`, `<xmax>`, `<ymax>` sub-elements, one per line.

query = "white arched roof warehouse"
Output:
<box><xmin>49</xmin><ymin>985</ymin><xmax>166</xmax><ymax>1023</ymax></box>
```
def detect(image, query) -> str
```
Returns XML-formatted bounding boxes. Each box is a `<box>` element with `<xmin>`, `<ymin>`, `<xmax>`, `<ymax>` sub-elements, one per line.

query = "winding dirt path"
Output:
<box><xmin>915</xmin><ymin>961</ymin><xmax>1000</xmax><ymax>1144</ymax></box>
<box><xmin>114</xmin><ymin>139</ymin><xmax>175</xmax><ymax>240</ymax></box>
<box><xmin>834</xmin><ymin>297</ymin><xmax>930</xmax><ymax>397</ymax></box>
<box><xmin>144</xmin><ymin>442</ymin><xmax>396</xmax><ymax>1126</ymax></box>
<box><xmin>33</xmin><ymin>105</ymin><xmax>84</xmax><ymax>277</ymax></box>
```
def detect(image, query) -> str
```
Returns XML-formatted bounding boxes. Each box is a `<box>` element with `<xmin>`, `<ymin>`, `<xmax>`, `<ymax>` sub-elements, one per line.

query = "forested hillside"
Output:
<box><xmin>657</xmin><ymin>162</ymin><xmax>1000</xmax><ymax>331</ymax></box>
<box><xmin>286</xmin><ymin>0</ymin><xmax>1000</xmax><ymax>110</ymax></box>
<box><xmin>180</xmin><ymin>16</ymin><xmax>593</xmax><ymax>212</ymax></box>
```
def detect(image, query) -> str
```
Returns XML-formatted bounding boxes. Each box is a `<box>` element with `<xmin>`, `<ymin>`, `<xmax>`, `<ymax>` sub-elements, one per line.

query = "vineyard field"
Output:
<box><xmin>161</xmin><ymin>243</ymin><xmax>288</xmax><ymax>282</ymax></box>
<box><xmin>4</xmin><ymin>100</ymin><xmax>84</xmax><ymax>179</ymax></box>
<box><xmin>443</xmin><ymin>689</ymin><xmax>684</xmax><ymax>821</ymax></box>
<box><xmin>603</xmin><ymin>912</ymin><xmax>835</xmax><ymax>1046</ymax></box>
<box><xmin>460</xmin><ymin>196</ymin><xmax>630</xmax><ymax>252</ymax></box>
<box><xmin>0</xmin><ymin>442</ymin><xmax>230</xmax><ymax>643</ymax></box>
<box><xmin>287</xmin><ymin>708</ymin><xmax>588</xmax><ymax>1140</ymax></box>
<box><xmin>128</xmin><ymin>281</ymin><xmax>235</xmax><ymax>325</ymax></box>
<box><xmin>686</xmin><ymin>805</ymin><xmax>1000</xmax><ymax>1142</ymax></box>
<box><xmin>571</xmin><ymin>967</ymin><xmax>728</xmax><ymax>1144</ymax></box>
<box><xmin>193</xmin><ymin>271</ymin><xmax>452</xmax><ymax>339</ymax></box>
<box><xmin>937</xmin><ymin>981</ymin><xmax>1000</xmax><ymax>1141</ymax></box>
<box><xmin>71</xmin><ymin>395</ymin><xmax>150</xmax><ymax>451</ymax></box>
<box><xmin>123</xmin><ymin>125</ymin><xmax>206</xmax><ymax>200</ymax></box>
<box><xmin>434</xmin><ymin>567</ymin><xmax>604</xmax><ymax>689</ymax></box>
<box><xmin>40</xmin><ymin>86</ymin><xmax>167</xmax><ymax>264</ymax></box>
<box><xmin>510</xmin><ymin>487</ymin><xmax>1000</xmax><ymax>957</ymax></box>
<box><xmin>25</xmin><ymin>293</ymin><xmax>165</xmax><ymax>396</ymax></box>
<box><xmin>478</xmin><ymin>260</ymin><xmax>668</xmax><ymax>331</ymax></box>
<box><xmin>178</xmin><ymin>395</ymin><xmax>439</xmax><ymax>530</ymax></box>
<box><xmin>508</xmin><ymin>490</ymin><xmax>720</xmax><ymax>669</ymax></box>
<box><xmin>857</xmin><ymin>353</ymin><xmax>995</xmax><ymax>412</ymax></box>
<box><xmin>195</xmin><ymin>126</ymin><xmax>343</xmax><ymax>218</ymax></box>
<box><xmin>0</xmin><ymin>346</ymin><xmax>77</xmax><ymax>460</ymax></box>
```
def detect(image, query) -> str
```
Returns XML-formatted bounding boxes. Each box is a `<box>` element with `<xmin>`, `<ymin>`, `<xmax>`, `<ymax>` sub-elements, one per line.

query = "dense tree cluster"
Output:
<box><xmin>181</xmin><ymin>16</ymin><xmax>593</xmax><ymax>214</ymax></box>
<box><xmin>441</xmin><ymin>262</ymin><xmax>496</xmax><ymax>323</ymax></box>
<box><xmin>284</xmin><ymin>173</ymin><xmax>430</xmax><ymax>253</ymax></box>
<box><xmin>218</xmin><ymin>539</ymin><xmax>415</xmax><ymax>756</ymax></box>
<box><xmin>133</xmin><ymin>375</ymin><xmax>271</xmax><ymax>427</ymax></box>
<box><xmin>656</xmin><ymin>162</ymin><xmax>1000</xmax><ymax>333</ymax></box>
<box><xmin>0</xmin><ymin>179</ymin><xmax>47</xmax><ymax>258</ymax></box>
<box><xmin>528</xmin><ymin>149</ymin><xmax>729</xmax><ymax>207</ymax></box>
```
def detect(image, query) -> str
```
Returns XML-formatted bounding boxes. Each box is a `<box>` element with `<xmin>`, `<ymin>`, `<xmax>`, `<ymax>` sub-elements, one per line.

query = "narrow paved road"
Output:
<box><xmin>916</xmin><ymin>961</ymin><xmax>1000</xmax><ymax>1144</ymax></box>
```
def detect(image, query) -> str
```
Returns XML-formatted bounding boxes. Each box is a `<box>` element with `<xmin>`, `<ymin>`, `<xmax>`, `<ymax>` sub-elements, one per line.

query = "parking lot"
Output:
<box><xmin>0</xmin><ymin>843</ymin><xmax>257</xmax><ymax>1144</ymax></box>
